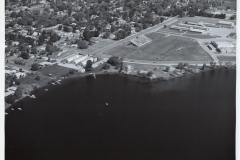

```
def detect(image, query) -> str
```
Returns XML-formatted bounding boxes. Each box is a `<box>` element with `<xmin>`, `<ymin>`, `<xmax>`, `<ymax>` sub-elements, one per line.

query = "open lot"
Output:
<box><xmin>105</xmin><ymin>33</ymin><xmax>213</xmax><ymax>61</ymax></box>
<box><xmin>216</xmin><ymin>56</ymin><xmax>236</xmax><ymax>61</ymax></box>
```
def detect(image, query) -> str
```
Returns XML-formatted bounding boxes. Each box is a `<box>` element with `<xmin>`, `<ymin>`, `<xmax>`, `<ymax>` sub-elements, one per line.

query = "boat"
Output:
<box><xmin>93</xmin><ymin>73</ymin><xmax>96</xmax><ymax>79</ymax></box>
<box><xmin>106</xmin><ymin>103</ymin><xmax>108</xmax><ymax>105</ymax></box>
<box><xmin>11</xmin><ymin>108</ymin><xmax>14</xmax><ymax>111</ymax></box>
<box><xmin>18</xmin><ymin>108</ymin><xmax>22</xmax><ymax>110</ymax></box>
<box><xmin>45</xmin><ymin>89</ymin><xmax>48</xmax><ymax>91</ymax></box>
<box><xmin>5</xmin><ymin>113</ymin><xmax>8</xmax><ymax>115</ymax></box>
<box><xmin>30</xmin><ymin>95</ymin><xmax>36</xmax><ymax>98</ymax></box>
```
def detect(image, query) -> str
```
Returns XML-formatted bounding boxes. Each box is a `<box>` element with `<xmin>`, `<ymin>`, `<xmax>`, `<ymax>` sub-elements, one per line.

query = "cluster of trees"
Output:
<box><xmin>85</xmin><ymin>60</ymin><xmax>93</xmax><ymax>71</ymax></box>
<box><xmin>5</xmin><ymin>86</ymin><xmax>23</xmax><ymax>104</ymax></box>
<box><xmin>77</xmin><ymin>39</ymin><xmax>88</xmax><ymax>49</ymax></box>
<box><xmin>31</xmin><ymin>63</ymin><xmax>39</xmax><ymax>71</ymax></box>
<box><xmin>176</xmin><ymin>62</ymin><xmax>189</xmax><ymax>69</ymax></box>
<box><xmin>14</xmin><ymin>58</ymin><xmax>25</xmax><ymax>65</ymax></box>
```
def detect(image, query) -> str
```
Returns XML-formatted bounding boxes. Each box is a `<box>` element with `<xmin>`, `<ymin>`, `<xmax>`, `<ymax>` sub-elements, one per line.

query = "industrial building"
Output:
<box><xmin>211</xmin><ymin>41</ymin><xmax>235</xmax><ymax>48</ymax></box>
<box><xmin>217</xmin><ymin>21</ymin><xmax>235</xmax><ymax>28</ymax></box>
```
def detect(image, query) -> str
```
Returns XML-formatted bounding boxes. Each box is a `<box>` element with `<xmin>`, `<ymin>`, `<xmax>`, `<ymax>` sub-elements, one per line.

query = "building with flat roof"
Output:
<box><xmin>211</xmin><ymin>41</ymin><xmax>235</xmax><ymax>48</ymax></box>
<box><xmin>217</xmin><ymin>21</ymin><xmax>235</xmax><ymax>28</ymax></box>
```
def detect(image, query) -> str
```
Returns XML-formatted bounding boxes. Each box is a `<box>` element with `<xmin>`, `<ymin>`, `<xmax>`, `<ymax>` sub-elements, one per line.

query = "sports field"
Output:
<box><xmin>105</xmin><ymin>33</ymin><xmax>213</xmax><ymax>61</ymax></box>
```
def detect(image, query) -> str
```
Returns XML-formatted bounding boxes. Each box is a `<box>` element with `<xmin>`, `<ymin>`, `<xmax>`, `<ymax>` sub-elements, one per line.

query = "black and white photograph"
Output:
<box><xmin>2</xmin><ymin>0</ymin><xmax>238</xmax><ymax>159</ymax></box>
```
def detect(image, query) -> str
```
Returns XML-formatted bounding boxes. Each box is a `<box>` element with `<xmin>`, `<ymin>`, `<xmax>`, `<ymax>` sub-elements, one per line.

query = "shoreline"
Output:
<box><xmin>5</xmin><ymin>65</ymin><xmax>235</xmax><ymax>110</ymax></box>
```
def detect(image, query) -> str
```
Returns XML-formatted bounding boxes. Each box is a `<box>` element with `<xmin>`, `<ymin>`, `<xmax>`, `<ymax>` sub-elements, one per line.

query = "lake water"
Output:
<box><xmin>5</xmin><ymin>69</ymin><xmax>236</xmax><ymax>160</ymax></box>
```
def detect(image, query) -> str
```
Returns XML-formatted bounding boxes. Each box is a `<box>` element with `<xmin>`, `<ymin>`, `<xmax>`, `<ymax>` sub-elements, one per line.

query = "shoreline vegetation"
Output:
<box><xmin>5</xmin><ymin>59</ymin><xmax>236</xmax><ymax>110</ymax></box>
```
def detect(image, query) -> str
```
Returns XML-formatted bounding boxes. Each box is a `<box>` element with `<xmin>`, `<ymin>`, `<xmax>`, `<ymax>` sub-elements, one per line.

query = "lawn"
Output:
<box><xmin>105</xmin><ymin>33</ymin><xmax>213</xmax><ymax>61</ymax></box>
<box><xmin>18</xmin><ymin>73</ymin><xmax>52</xmax><ymax>87</ymax></box>
<box><xmin>39</xmin><ymin>64</ymin><xmax>73</xmax><ymax>77</ymax></box>
<box><xmin>221</xmin><ymin>1</ymin><xmax>237</xmax><ymax>9</ymax></box>
<box><xmin>217</xmin><ymin>56</ymin><xmax>236</xmax><ymax>61</ymax></box>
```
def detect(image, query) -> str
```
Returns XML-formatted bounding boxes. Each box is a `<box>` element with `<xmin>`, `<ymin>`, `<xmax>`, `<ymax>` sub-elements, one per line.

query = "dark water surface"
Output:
<box><xmin>5</xmin><ymin>69</ymin><xmax>236</xmax><ymax>160</ymax></box>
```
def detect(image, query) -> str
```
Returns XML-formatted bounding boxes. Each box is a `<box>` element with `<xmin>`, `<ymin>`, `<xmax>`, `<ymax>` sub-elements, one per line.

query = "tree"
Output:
<box><xmin>10</xmin><ymin>11</ymin><xmax>18</xmax><ymax>18</ymax></box>
<box><xmin>31</xmin><ymin>47</ymin><xmax>38</xmax><ymax>55</ymax></box>
<box><xmin>85</xmin><ymin>60</ymin><xmax>93</xmax><ymax>71</ymax></box>
<box><xmin>83</xmin><ymin>29</ymin><xmax>92</xmax><ymax>41</ymax></box>
<box><xmin>102</xmin><ymin>63</ymin><xmax>110</xmax><ymax>70</ymax></box>
<box><xmin>77</xmin><ymin>39</ymin><xmax>88</xmax><ymax>49</ymax></box>
<box><xmin>58</xmin><ymin>25</ymin><xmax>63</xmax><ymax>30</ymax></box>
<box><xmin>19</xmin><ymin>51</ymin><xmax>30</xmax><ymax>59</ymax></box>
<box><xmin>102</xmin><ymin>32</ymin><xmax>110</xmax><ymax>39</ymax></box>
<box><xmin>184</xmin><ymin>63</ymin><xmax>189</xmax><ymax>68</ymax></box>
<box><xmin>37</xmin><ymin>36</ymin><xmax>45</xmax><ymax>46</ymax></box>
<box><xmin>69</xmin><ymin>69</ymin><xmax>75</xmax><ymax>74</ymax></box>
<box><xmin>50</xmin><ymin>32</ymin><xmax>61</xmax><ymax>42</ymax></box>
<box><xmin>63</xmin><ymin>26</ymin><xmax>71</xmax><ymax>32</ymax></box>
<box><xmin>31</xmin><ymin>63</ymin><xmax>39</xmax><ymax>71</ymax></box>
<box><xmin>107</xmin><ymin>57</ymin><xmax>121</xmax><ymax>66</ymax></box>
<box><xmin>15</xmin><ymin>80</ymin><xmax>21</xmax><ymax>85</ymax></box>
<box><xmin>5</xmin><ymin>95</ymin><xmax>16</xmax><ymax>104</ymax></box>
<box><xmin>177</xmin><ymin>62</ymin><xmax>184</xmax><ymax>69</ymax></box>
<box><xmin>45</xmin><ymin>44</ymin><xmax>54</xmax><ymax>52</ymax></box>
<box><xmin>202</xmin><ymin>63</ymin><xmax>206</xmax><ymax>70</ymax></box>
<box><xmin>14</xmin><ymin>87</ymin><xmax>22</xmax><ymax>99</ymax></box>
<box><xmin>147</xmin><ymin>71</ymin><xmax>153</xmax><ymax>77</ymax></box>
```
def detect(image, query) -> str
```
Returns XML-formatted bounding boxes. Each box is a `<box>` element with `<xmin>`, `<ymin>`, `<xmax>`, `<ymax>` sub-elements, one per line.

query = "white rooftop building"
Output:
<box><xmin>66</xmin><ymin>55</ymin><xmax>80</xmax><ymax>63</ymax></box>
<box><xmin>217</xmin><ymin>21</ymin><xmax>235</xmax><ymax>28</ymax></box>
<box><xmin>71</xmin><ymin>55</ymin><xmax>88</xmax><ymax>65</ymax></box>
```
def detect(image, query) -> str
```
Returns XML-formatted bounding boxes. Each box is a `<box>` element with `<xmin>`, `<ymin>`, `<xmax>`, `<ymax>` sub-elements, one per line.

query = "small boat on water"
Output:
<box><xmin>106</xmin><ymin>103</ymin><xmax>108</xmax><ymax>106</ymax></box>
<box><xmin>5</xmin><ymin>113</ymin><xmax>8</xmax><ymax>115</ymax></box>
<box><xmin>18</xmin><ymin>108</ymin><xmax>22</xmax><ymax>110</ymax></box>
<box><xmin>30</xmin><ymin>95</ymin><xmax>36</xmax><ymax>98</ymax></box>
<box><xmin>93</xmin><ymin>73</ymin><xmax>96</xmax><ymax>79</ymax></box>
<box><xmin>11</xmin><ymin>108</ymin><xmax>14</xmax><ymax>111</ymax></box>
<box><xmin>45</xmin><ymin>89</ymin><xmax>48</xmax><ymax>91</ymax></box>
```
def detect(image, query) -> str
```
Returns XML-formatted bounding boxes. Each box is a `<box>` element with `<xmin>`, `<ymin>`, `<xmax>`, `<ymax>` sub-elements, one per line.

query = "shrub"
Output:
<box><xmin>77</xmin><ymin>39</ymin><xmax>88</xmax><ymax>49</ymax></box>
<box><xmin>69</xmin><ymin>69</ymin><xmax>75</xmax><ymax>74</ymax></box>
<box><xmin>107</xmin><ymin>57</ymin><xmax>121</xmax><ymax>66</ymax></box>
<box><xmin>31</xmin><ymin>63</ymin><xmax>39</xmax><ymax>71</ymax></box>
<box><xmin>35</xmin><ymin>76</ymin><xmax>40</xmax><ymax>80</ymax></box>
<box><xmin>14</xmin><ymin>58</ymin><xmax>25</xmax><ymax>65</ymax></box>
<box><xmin>15</xmin><ymin>80</ymin><xmax>21</xmax><ymax>85</ymax></box>
<box><xmin>102</xmin><ymin>63</ymin><xmax>110</xmax><ymax>70</ymax></box>
<box><xmin>5</xmin><ymin>95</ymin><xmax>16</xmax><ymax>104</ymax></box>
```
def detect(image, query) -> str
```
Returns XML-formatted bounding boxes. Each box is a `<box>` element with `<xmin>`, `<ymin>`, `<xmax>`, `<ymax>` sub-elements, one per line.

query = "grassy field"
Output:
<box><xmin>39</xmin><ymin>64</ymin><xmax>72</xmax><ymax>77</ymax></box>
<box><xmin>221</xmin><ymin>1</ymin><xmax>237</xmax><ymax>9</ymax></box>
<box><xmin>105</xmin><ymin>33</ymin><xmax>213</xmax><ymax>61</ymax></box>
<box><xmin>217</xmin><ymin>56</ymin><xmax>236</xmax><ymax>61</ymax></box>
<box><xmin>18</xmin><ymin>73</ymin><xmax>52</xmax><ymax>87</ymax></box>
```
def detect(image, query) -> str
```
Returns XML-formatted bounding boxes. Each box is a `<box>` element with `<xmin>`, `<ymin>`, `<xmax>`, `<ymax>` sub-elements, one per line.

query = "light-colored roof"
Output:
<box><xmin>71</xmin><ymin>55</ymin><xmax>88</xmax><ymax>64</ymax></box>
<box><xmin>217</xmin><ymin>21</ymin><xmax>234</xmax><ymax>26</ymax></box>
<box><xmin>130</xmin><ymin>35</ymin><xmax>151</xmax><ymax>47</ymax></box>
<box><xmin>66</xmin><ymin>55</ymin><xmax>80</xmax><ymax>62</ymax></box>
<box><xmin>39</xmin><ymin>61</ymin><xmax>53</xmax><ymax>66</ymax></box>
